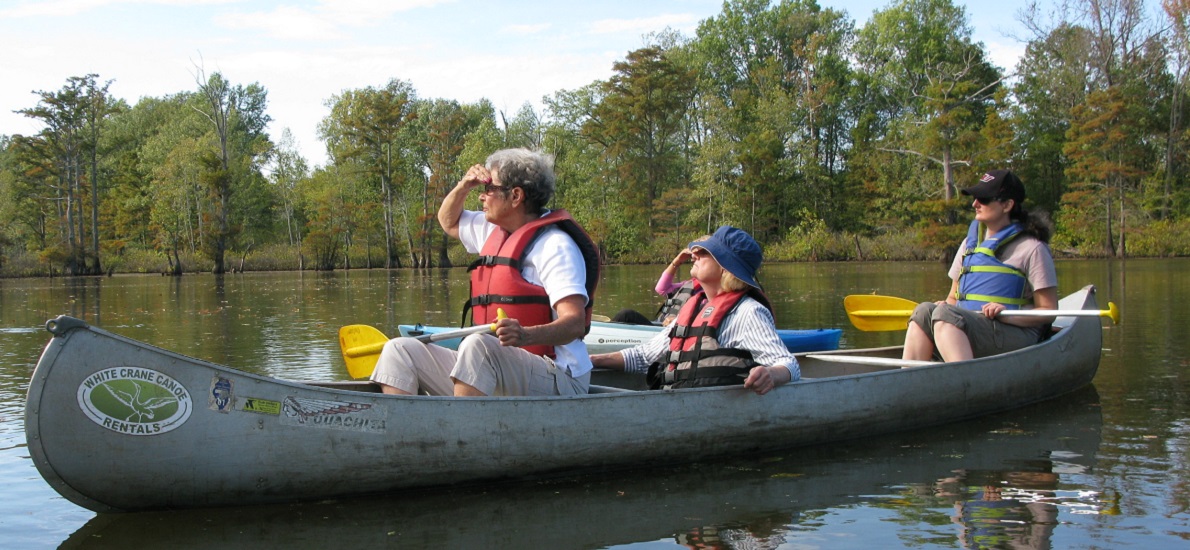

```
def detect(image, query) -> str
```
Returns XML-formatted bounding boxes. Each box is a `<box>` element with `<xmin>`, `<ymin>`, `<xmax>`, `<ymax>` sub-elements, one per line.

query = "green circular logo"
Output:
<box><xmin>77</xmin><ymin>367</ymin><xmax>192</xmax><ymax>435</ymax></box>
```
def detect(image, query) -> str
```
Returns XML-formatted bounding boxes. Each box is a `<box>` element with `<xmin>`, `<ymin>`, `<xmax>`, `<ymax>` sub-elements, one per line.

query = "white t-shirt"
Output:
<box><xmin>457</xmin><ymin>210</ymin><xmax>593</xmax><ymax>377</ymax></box>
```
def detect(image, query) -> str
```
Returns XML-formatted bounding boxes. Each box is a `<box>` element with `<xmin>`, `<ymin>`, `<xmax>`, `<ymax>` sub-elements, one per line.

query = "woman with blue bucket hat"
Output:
<box><xmin>591</xmin><ymin>226</ymin><xmax>799</xmax><ymax>395</ymax></box>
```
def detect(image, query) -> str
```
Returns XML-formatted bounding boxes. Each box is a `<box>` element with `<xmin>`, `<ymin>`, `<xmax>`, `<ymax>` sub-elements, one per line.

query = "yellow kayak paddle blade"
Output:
<box><xmin>843</xmin><ymin>294</ymin><xmax>919</xmax><ymax>332</ymax></box>
<box><xmin>336</xmin><ymin>309</ymin><xmax>508</xmax><ymax>380</ymax></box>
<box><xmin>338</xmin><ymin>324</ymin><xmax>389</xmax><ymax>379</ymax></box>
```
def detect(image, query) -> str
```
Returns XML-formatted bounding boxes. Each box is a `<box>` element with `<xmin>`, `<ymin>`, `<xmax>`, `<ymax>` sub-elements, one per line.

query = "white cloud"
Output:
<box><xmin>313</xmin><ymin>0</ymin><xmax>453</xmax><ymax>27</ymax></box>
<box><xmin>233</xmin><ymin>44</ymin><xmax>623</xmax><ymax>166</ymax></box>
<box><xmin>503</xmin><ymin>23</ymin><xmax>551</xmax><ymax>35</ymax></box>
<box><xmin>213</xmin><ymin>5</ymin><xmax>346</xmax><ymax>41</ymax></box>
<box><xmin>0</xmin><ymin>0</ymin><xmax>235</xmax><ymax>19</ymax></box>
<box><xmin>985</xmin><ymin>39</ymin><xmax>1027</xmax><ymax>74</ymax></box>
<box><xmin>589</xmin><ymin>14</ymin><xmax>699</xmax><ymax>35</ymax></box>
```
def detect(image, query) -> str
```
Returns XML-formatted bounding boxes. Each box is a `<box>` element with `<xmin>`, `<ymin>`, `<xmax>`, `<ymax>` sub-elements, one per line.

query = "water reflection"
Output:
<box><xmin>60</xmin><ymin>387</ymin><xmax>1103</xmax><ymax>549</ymax></box>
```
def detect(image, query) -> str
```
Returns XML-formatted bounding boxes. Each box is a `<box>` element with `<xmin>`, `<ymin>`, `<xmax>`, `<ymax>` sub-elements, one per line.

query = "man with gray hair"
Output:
<box><xmin>371</xmin><ymin>148</ymin><xmax>600</xmax><ymax>397</ymax></box>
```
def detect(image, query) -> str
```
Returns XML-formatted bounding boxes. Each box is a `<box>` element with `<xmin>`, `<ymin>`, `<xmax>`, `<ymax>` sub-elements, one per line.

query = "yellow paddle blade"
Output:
<box><xmin>338</xmin><ymin>324</ymin><xmax>389</xmax><ymax>379</ymax></box>
<box><xmin>843</xmin><ymin>294</ymin><xmax>920</xmax><ymax>332</ymax></box>
<box><xmin>336</xmin><ymin>310</ymin><xmax>507</xmax><ymax>380</ymax></box>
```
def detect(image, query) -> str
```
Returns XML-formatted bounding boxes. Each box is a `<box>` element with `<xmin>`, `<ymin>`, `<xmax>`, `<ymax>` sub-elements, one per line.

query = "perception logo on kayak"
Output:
<box><xmin>77</xmin><ymin>367</ymin><xmax>193</xmax><ymax>436</ymax></box>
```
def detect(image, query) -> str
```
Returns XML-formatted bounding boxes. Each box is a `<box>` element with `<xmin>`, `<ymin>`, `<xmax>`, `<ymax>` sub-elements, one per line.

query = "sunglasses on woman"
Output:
<box><xmin>482</xmin><ymin>183</ymin><xmax>511</xmax><ymax>195</ymax></box>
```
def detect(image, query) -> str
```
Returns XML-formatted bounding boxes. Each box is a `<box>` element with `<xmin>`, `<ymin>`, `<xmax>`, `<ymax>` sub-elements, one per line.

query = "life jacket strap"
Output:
<box><xmin>467</xmin><ymin>255</ymin><xmax>522</xmax><ymax>271</ymax></box>
<box><xmin>664</xmin><ymin>347</ymin><xmax>753</xmax><ymax>367</ymax></box>
<box><xmin>669</xmin><ymin>325</ymin><xmax>717</xmax><ymax>339</ymax></box>
<box><xmin>954</xmin><ymin>292</ymin><xmax>1030</xmax><ymax>306</ymax></box>
<box><xmin>960</xmin><ymin>265</ymin><xmax>1026</xmax><ymax>277</ymax></box>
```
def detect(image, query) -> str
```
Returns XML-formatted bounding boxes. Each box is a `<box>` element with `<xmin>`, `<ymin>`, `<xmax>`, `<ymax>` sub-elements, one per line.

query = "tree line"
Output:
<box><xmin>1</xmin><ymin>0</ymin><xmax>1188</xmax><ymax>277</ymax></box>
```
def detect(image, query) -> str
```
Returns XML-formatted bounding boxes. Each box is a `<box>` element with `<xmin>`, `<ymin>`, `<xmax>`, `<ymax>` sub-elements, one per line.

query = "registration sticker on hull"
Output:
<box><xmin>241</xmin><ymin>397</ymin><xmax>282</xmax><ymax>415</ymax></box>
<box><xmin>279</xmin><ymin>396</ymin><xmax>387</xmax><ymax>433</ymax></box>
<box><xmin>77</xmin><ymin>367</ymin><xmax>193</xmax><ymax>436</ymax></box>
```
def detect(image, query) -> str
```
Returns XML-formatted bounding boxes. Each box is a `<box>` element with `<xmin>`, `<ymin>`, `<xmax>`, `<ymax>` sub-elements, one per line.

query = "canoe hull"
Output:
<box><xmin>25</xmin><ymin>287</ymin><xmax>1103</xmax><ymax>512</ymax></box>
<box><xmin>400</xmin><ymin>321</ymin><xmax>844</xmax><ymax>354</ymax></box>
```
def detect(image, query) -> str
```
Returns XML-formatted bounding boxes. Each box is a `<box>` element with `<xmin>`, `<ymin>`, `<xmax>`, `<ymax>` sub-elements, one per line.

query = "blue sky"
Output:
<box><xmin>1</xmin><ymin>0</ymin><xmax>1036</xmax><ymax>167</ymax></box>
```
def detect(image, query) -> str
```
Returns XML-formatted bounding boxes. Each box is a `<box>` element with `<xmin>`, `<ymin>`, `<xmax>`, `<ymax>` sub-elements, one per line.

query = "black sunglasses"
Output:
<box><xmin>482</xmin><ymin>183</ymin><xmax>512</xmax><ymax>195</ymax></box>
<box><xmin>974</xmin><ymin>196</ymin><xmax>1002</xmax><ymax>205</ymax></box>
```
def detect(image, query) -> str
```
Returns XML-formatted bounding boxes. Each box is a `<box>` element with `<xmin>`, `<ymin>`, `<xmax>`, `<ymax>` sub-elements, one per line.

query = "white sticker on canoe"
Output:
<box><xmin>77</xmin><ymin>367</ymin><xmax>193</xmax><ymax>436</ymax></box>
<box><xmin>280</xmin><ymin>396</ymin><xmax>387</xmax><ymax>433</ymax></box>
<box><xmin>596</xmin><ymin>337</ymin><xmax>647</xmax><ymax>346</ymax></box>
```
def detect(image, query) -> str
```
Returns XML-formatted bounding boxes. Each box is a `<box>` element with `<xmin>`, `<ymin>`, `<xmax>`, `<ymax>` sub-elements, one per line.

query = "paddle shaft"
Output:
<box><xmin>848</xmin><ymin>308</ymin><xmax>1113</xmax><ymax>319</ymax></box>
<box><xmin>344</xmin><ymin>324</ymin><xmax>495</xmax><ymax>359</ymax></box>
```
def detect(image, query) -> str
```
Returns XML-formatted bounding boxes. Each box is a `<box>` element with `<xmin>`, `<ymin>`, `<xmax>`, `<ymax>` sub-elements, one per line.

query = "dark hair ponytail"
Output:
<box><xmin>1011</xmin><ymin>202</ymin><xmax>1053</xmax><ymax>243</ymax></box>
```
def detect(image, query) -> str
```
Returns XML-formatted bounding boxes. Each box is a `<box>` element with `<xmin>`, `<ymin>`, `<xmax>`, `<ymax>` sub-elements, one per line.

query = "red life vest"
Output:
<box><xmin>463</xmin><ymin>209</ymin><xmax>600</xmax><ymax>358</ymax></box>
<box><xmin>646</xmin><ymin>288</ymin><xmax>767</xmax><ymax>389</ymax></box>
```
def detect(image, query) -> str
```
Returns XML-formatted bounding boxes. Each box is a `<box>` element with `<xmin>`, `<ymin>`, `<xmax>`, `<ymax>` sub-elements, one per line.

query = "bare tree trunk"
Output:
<box><xmin>942</xmin><ymin>148</ymin><xmax>956</xmax><ymax>201</ymax></box>
<box><xmin>89</xmin><ymin>141</ymin><xmax>101</xmax><ymax>275</ymax></box>
<box><xmin>1165</xmin><ymin>78</ymin><xmax>1184</xmax><ymax>220</ymax></box>
<box><xmin>1117</xmin><ymin>186</ymin><xmax>1126</xmax><ymax>258</ymax></box>
<box><xmin>438</xmin><ymin>231</ymin><xmax>452</xmax><ymax>268</ymax></box>
<box><xmin>1104</xmin><ymin>191</ymin><xmax>1115</xmax><ymax>257</ymax></box>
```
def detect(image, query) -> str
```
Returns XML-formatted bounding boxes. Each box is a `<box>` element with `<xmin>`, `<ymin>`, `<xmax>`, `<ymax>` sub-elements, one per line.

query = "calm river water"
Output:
<box><xmin>1</xmin><ymin>259</ymin><xmax>1187</xmax><ymax>548</ymax></box>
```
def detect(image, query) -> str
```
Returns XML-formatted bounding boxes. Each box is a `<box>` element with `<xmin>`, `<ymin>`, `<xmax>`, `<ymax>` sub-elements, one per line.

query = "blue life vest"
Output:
<box><xmin>954</xmin><ymin>220</ymin><xmax>1029</xmax><ymax>310</ymax></box>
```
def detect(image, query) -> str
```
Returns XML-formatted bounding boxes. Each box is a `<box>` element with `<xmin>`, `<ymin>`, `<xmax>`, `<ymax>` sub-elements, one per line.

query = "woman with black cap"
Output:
<box><xmin>590</xmin><ymin>225</ymin><xmax>799</xmax><ymax>395</ymax></box>
<box><xmin>902</xmin><ymin>170</ymin><xmax>1058</xmax><ymax>362</ymax></box>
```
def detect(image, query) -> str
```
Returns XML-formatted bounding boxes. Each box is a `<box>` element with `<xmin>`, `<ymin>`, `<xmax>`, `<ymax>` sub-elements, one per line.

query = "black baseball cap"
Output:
<box><xmin>961</xmin><ymin>170</ymin><xmax>1025</xmax><ymax>203</ymax></box>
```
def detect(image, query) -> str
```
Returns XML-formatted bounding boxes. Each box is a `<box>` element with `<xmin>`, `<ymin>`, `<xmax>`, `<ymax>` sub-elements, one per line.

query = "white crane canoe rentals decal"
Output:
<box><xmin>76</xmin><ymin>367</ymin><xmax>193</xmax><ymax>436</ymax></box>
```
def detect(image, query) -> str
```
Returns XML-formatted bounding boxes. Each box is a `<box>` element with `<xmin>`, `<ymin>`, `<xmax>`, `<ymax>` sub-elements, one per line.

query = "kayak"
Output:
<box><xmin>398</xmin><ymin>321</ymin><xmax>844</xmax><ymax>354</ymax></box>
<box><xmin>24</xmin><ymin>286</ymin><xmax>1104</xmax><ymax>512</ymax></box>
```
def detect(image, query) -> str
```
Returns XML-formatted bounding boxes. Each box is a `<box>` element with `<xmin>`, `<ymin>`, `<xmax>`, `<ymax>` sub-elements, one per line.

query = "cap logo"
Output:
<box><xmin>980</xmin><ymin>173</ymin><xmax>995</xmax><ymax>182</ymax></box>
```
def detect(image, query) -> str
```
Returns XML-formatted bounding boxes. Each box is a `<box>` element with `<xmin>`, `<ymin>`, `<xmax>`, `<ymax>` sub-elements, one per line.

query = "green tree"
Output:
<box><xmin>415</xmin><ymin>98</ymin><xmax>470</xmax><ymax>268</ymax></box>
<box><xmin>503</xmin><ymin>103</ymin><xmax>544</xmax><ymax>150</ymax></box>
<box><xmin>270</xmin><ymin>129</ymin><xmax>309</xmax><ymax>250</ymax></box>
<box><xmin>543</xmin><ymin>84</ymin><xmax>608</xmax><ymax>249</ymax></box>
<box><xmin>320</xmin><ymin>79</ymin><xmax>418</xmax><ymax>268</ymax></box>
<box><xmin>1063</xmin><ymin>86</ymin><xmax>1151</xmax><ymax>256</ymax></box>
<box><xmin>692</xmin><ymin>0</ymin><xmax>855</xmax><ymax>241</ymax></box>
<box><xmin>583</xmin><ymin>46</ymin><xmax>697</xmax><ymax>254</ymax></box>
<box><xmin>1011</xmin><ymin>22</ymin><xmax>1095</xmax><ymax>212</ymax></box>
<box><xmin>192</xmin><ymin>69</ymin><xmax>273</xmax><ymax>274</ymax></box>
<box><xmin>14</xmin><ymin>75</ymin><xmax>119</xmax><ymax>274</ymax></box>
<box><xmin>1162</xmin><ymin>0</ymin><xmax>1190</xmax><ymax>219</ymax></box>
<box><xmin>853</xmin><ymin>0</ymin><xmax>1003</xmax><ymax>203</ymax></box>
<box><xmin>300</xmin><ymin>166</ymin><xmax>353</xmax><ymax>270</ymax></box>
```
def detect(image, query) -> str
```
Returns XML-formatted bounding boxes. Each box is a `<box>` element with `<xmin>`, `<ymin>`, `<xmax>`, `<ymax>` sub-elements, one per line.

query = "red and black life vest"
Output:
<box><xmin>646</xmin><ymin>287</ymin><xmax>770</xmax><ymax>389</ymax></box>
<box><xmin>463</xmin><ymin>209</ymin><xmax>600</xmax><ymax>357</ymax></box>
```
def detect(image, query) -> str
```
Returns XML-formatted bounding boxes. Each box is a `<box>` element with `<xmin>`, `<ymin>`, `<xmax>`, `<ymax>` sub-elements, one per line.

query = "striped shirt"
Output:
<box><xmin>619</xmin><ymin>295</ymin><xmax>801</xmax><ymax>381</ymax></box>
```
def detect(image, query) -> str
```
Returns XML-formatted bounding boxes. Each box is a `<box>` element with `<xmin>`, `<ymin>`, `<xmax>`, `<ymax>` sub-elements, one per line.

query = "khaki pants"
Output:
<box><xmin>370</xmin><ymin>333</ymin><xmax>589</xmax><ymax>396</ymax></box>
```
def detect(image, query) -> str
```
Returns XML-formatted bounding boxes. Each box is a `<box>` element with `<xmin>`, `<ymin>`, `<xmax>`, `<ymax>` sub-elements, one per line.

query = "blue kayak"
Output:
<box><xmin>398</xmin><ymin>321</ymin><xmax>842</xmax><ymax>355</ymax></box>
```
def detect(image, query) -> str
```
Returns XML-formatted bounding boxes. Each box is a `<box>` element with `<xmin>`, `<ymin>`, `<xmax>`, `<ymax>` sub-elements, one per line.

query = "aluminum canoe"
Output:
<box><xmin>24</xmin><ymin>286</ymin><xmax>1104</xmax><ymax>512</ymax></box>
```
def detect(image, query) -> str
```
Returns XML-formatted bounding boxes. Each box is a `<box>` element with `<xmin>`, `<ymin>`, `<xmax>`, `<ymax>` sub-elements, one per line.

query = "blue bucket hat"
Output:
<box><xmin>690</xmin><ymin>226</ymin><xmax>763</xmax><ymax>289</ymax></box>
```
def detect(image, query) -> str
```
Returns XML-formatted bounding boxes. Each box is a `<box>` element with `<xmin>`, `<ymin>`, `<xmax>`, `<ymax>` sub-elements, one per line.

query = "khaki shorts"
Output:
<box><xmin>909</xmin><ymin>302</ymin><xmax>1042</xmax><ymax>359</ymax></box>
